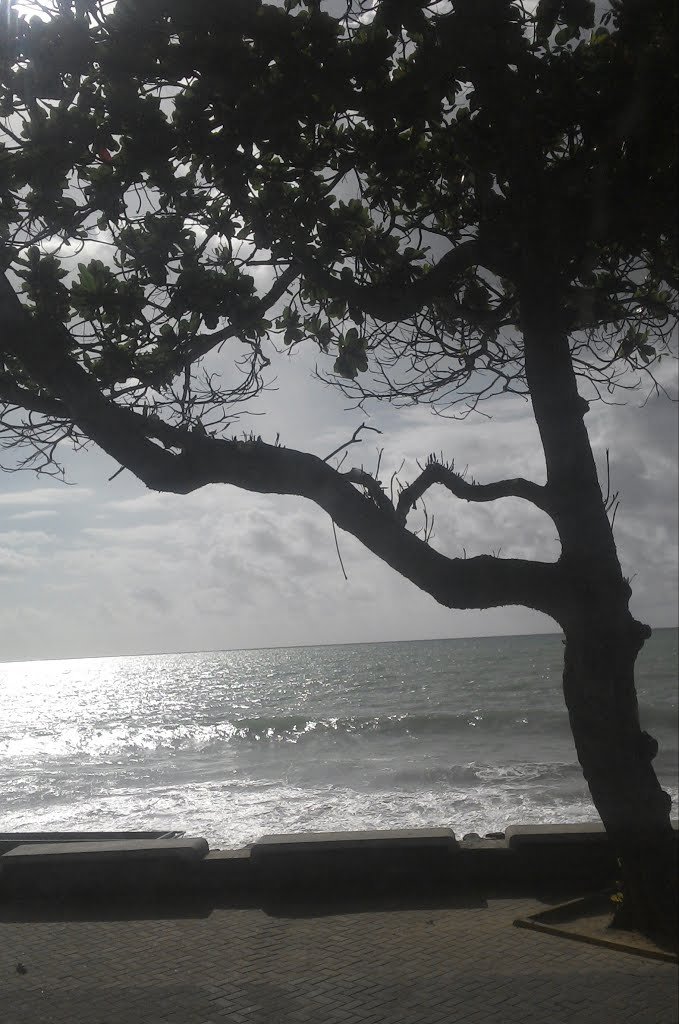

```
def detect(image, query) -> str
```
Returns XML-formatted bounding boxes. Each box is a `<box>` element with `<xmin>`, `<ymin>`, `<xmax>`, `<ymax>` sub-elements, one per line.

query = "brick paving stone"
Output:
<box><xmin>0</xmin><ymin>895</ymin><xmax>676</xmax><ymax>1023</ymax></box>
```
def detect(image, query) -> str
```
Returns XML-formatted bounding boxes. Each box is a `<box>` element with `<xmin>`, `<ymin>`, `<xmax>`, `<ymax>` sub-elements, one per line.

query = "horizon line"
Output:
<box><xmin>2</xmin><ymin>624</ymin><xmax>677</xmax><ymax>667</ymax></box>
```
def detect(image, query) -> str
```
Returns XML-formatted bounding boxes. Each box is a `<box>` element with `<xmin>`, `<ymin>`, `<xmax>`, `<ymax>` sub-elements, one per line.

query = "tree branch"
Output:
<box><xmin>183</xmin><ymin>264</ymin><xmax>299</xmax><ymax>364</ymax></box>
<box><xmin>0</xmin><ymin>273</ymin><xmax>567</xmax><ymax>624</ymax></box>
<box><xmin>296</xmin><ymin>240</ymin><xmax>492</xmax><ymax>322</ymax></box>
<box><xmin>342</xmin><ymin>466</ymin><xmax>395</xmax><ymax>517</ymax></box>
<box><xmin>323</xmin><ymin>422</ymin><xmax>381</xmax><ymax>463</ymax></box>
<box><xmin>396</xmin><ymin>460</ymin><xmax>551</xmax><ymax>523</ymax></box>
<box><xmin>0</xmin><ymin>275</ymin><xmax>182</xmax><ymax>489</ymax></box>
<box><xmin>0</xmin><ymin>375</ymin><xmax>68</xmax><ymax>419</ymax></box>
<box><xmin>139</xmin><ymin>420</ymin><xmax>567</xmax><ymax>622</ymax></box>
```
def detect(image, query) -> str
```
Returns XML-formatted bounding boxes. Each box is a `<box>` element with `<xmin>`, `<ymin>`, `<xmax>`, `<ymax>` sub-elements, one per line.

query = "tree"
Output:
<box><xmin>0</xmin><ymin>0</ymin><xmax>676</xmax><ymax>942</ymax></box>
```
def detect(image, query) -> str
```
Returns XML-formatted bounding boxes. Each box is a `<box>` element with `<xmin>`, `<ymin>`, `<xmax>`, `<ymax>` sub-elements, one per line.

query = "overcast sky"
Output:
<box><xmin>1</xmin><ymin>0</ymin><xmax>677</xmax><ymax>662</ymax></box>
<box><xmin>1</xmin><ymin>334</ymin><xmax>676</xmax><ymax>662</ymax></box>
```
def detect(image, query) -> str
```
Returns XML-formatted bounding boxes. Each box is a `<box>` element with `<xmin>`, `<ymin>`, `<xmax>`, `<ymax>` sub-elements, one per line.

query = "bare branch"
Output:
<box><xmin>396</xmin><ymin>458</ymin><xmax>551</xmax><ymax>524</ymax></box>
<box><xmin>0</xmin><ymin>375</ymin><xmax>69</xmax><ymax>419</ymax></box>
<box><xmin>0</xmin><ymin>269</ymin><xmax>570</xmax><ymax>623</ymax></box>
<box><xmin>323</xmin><ymin>422</ymin><xmax>381</xmax><ymax>463</ymax></box>
<box><xmin>332</xmin><ymin>519</ymin><xmax>348</xmax><ymax>581</ymax></box>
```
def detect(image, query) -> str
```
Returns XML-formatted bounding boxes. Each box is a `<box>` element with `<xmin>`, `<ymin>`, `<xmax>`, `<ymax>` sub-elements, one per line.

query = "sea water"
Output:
<box><xmin>1</xmin><ymin>630</ymin><xmax>676</xmax><ymax>848</ymax></box>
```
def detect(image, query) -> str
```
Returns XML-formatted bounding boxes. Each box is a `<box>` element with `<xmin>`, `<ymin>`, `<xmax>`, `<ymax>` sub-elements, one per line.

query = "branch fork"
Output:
<box><xmin>396</xmin><ymin>458</ymin><xmax>550</xmax><ymax>523</ymax></box>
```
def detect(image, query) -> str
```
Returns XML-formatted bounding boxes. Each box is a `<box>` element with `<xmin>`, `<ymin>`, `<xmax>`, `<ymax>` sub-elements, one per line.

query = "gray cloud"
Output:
<box><xmin>0</xmin><ymin>351</ymin><xmax>675</xmax><ymax>659</ymax></box>
<box><xmin>0</xmin><ymin>487</ymin><xmax>92</xmax><ymax>506</ymax></box>
<box><xmin>8</xmin><ymin>509</ymin><xmax>58</xmax><ymax>521</ymax></box>
<box><xmin>131</xmin><ymin>586</ymin><xmax>172</xmax><ymax>614</ymax></box>
<box><xmin>584</xmin><ymin>388</ymin><xmax>678</xmax><ymax>627</ymax></box>
<box><xmin>0</xmin><ymin>547</ymin><xmax>38</xmax><ymax>574</ymax></box>
<box><xmin>0</xmin><ymin>529</ymin><xmax>53</xmax><ymax>546</ymax></box>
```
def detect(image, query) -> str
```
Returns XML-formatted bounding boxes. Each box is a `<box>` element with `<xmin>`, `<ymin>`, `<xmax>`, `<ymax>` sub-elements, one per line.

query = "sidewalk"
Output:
<box><xmin>1</xmin><ymin>891</ymin><xmax>676</xmax><ymax>1023</ymax></box>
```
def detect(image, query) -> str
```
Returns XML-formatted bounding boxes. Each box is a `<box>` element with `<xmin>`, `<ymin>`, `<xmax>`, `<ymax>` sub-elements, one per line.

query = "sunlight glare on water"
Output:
<box><xmin>1</xmin><ymin>633</ymin><xmax>676</xmax><ymax>848</ymax></box>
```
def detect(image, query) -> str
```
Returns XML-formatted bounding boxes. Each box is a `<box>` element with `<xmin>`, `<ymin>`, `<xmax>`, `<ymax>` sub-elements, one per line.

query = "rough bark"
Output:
<box><xmin>563</xmin><ymin>621</ymin><xmax>677</xmax><ymax>947</ymax></box>
<box><xmin>521</xmin><ymin>287</ymin><xmax>677</xmax><ymax>945</ymax></box>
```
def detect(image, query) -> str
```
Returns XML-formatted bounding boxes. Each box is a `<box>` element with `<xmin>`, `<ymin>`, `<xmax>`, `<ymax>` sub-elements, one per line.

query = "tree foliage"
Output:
<box><xmin>0</xmin><ymin>0</ymin><xmax>675</xmax><ymax>462</ymax></box>
<box><xmin>1</xmin><ymin>0</ymin><xmax>677</xmax><ymax>943</ymax></box>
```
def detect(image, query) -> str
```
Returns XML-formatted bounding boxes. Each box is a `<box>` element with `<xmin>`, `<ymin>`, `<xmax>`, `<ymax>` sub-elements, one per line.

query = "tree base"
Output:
<box><xmin>514</xmin><ymin>893</ymin><xmax>678</xmax><ymax>962</ymax></box>
<box><xmin>610</xmin><ymin>900</ymin><xmax>678</xmax><ymax>955</ymax></box>
<box><xmin>611</xmin><ymin>828</ymin><xmax>678</xmax><ymax>953</ymax></box>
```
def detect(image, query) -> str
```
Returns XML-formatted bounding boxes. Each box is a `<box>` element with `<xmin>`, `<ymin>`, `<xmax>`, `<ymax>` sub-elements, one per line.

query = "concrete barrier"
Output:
<box><xmin>250</xmin><ymin>828</ymin><xmax>458</xmax><ymax>894</ymax></box>
<box><xmin>503</xmin><ymin>822</ymin><xmax>677</xmax><ymax>887</ymax></box>
<box><xmin>505</xmin><ymin>823</ymin><xmax>608</xmax><ymax>847</ymax></box>
<box><xmin>201</xmin><ymin>849</ymin><xmax>253</xmax><ymax>895</ymax></box>
<box><xmin>457</xmin><ymin>835</ymin><xmax>518</xmax><ymax>884</ymax></box>
<box><xmin>2</xmin><ymin>823</ymin><xmax>675</xmax><ymax>902</ymax></box>
<box><xmin>1</xmin><ymin>838</ymin><xmax>209</xmax><ymax>899</ymax></box>
<box><xmin>0</xmin><ymin>830</ymin><xmax>184</xmax><ymax>856</ymax></box>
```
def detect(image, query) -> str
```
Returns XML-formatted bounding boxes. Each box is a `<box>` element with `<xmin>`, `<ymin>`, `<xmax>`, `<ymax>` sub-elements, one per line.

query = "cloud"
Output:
<box><xmin>131</xmin><ymin>586</ymin><xmax>171</xmax><ymax>614</ymax></box>
<box><xmin>82</xmin><ymin>522</ymin><xmax>189</xmax><ymax>545</ymax></box>
<box><xmin>0</xmin><ymin>529</ymin><xmax>53</xmax><ymax>546</ymax></box>
<box><xmin>0</xmin><ymin>528</ymin><xmax>53</xmax><ymax>582</ymax></box>
<box><xmin>0</xmin><ymin>487</ymin><xmax>92</xmax><ymax>507</ymax></box>
<box><xmin>7</xmin><ymin>509</ymin><xmax>58</xmax><ymax>521</ymax></box>
<box><xmin>0</xmin><ymin>346</ymin><xmax>675</xmax><ymax>659</ymax></box>
<box><xmin>583</xmin><ymin>389</ymin><xmax>678</xmax><ymax>626</ymax></box>
<box><xmin>0</xmin><ymin>546</ymin><xmax>38</xmax><ymax>574</ymax></box>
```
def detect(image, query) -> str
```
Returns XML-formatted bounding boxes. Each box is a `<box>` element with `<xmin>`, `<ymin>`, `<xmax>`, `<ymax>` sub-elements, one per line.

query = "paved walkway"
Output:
<box><xmin>1</xmin><ymin>892</ymin><xmax>676</xmax><ymax>1023</ymax></box>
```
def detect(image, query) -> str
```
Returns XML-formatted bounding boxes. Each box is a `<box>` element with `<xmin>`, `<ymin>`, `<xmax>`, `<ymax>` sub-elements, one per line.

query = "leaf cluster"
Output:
<box><xmin>0</xmin><ymin>0</ymin><xmax>676</xmax><ymax>435</ymax></box>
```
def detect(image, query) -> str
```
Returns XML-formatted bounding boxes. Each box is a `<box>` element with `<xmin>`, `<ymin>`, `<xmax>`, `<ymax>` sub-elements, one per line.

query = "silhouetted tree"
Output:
<box><xmin>0</xmin><ymin>0</ymin><xmax>676</xmax><ymax>942</ymax></box>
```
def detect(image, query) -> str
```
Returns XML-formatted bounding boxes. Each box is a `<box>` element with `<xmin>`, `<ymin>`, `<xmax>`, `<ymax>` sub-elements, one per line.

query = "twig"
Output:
<box><xmin>323</xmin><ymin>422</ymin><xmax>381</xmax><ymax>463</ymax></box>
<box><xmin>389</xmin><ymin>460</ymin><xmax>405</xmax><ymax>505</ymax></box>
<box><xmin>610</xmin><ymin>498</ymin><xmax>620</xmax><ymax>531</ymax></box>
<box><xmin>332</xmin><ymin>519</ymin><xmax>348</xmax><ymax>581</ymax></box>
<box><xmin>604</xmin><ymin>448</ymin><xmax>611</xmax><ymax>507</ymax></box>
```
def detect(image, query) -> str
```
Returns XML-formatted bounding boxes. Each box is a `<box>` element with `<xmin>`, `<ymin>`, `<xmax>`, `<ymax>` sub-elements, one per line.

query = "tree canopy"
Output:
<box><xmin>0</xmin><ymin>0</ymin><xmax>676</xmax><ymax>443</ymax></box>
<box><xmin>0</xmin><ymin>0</ymin><xmax>675</xmax><ymax>622</ymax></box>
<box><xmin>0</xmin><ymin>0</ymin><xmax>677</xmax><ymax>943</ymax></box>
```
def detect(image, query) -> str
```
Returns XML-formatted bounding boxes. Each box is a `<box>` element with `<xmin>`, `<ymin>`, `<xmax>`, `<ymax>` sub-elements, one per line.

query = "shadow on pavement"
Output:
<box><xmin>0</xmin><ymin>894</ymin><xmax>217</xmax><ymax>923</ymax></box>
<box><xmin>0</xmin><ymin>878</ymin><xmax>592</xmax><ymax>924</ymax></box>
<box><xmin>0</xmin><ymin>883</ymin><xmax>492</xmax><ymax>923</ymax></box>
<box><xmin>261</xmin><ymin>886</ymin><xmax>487</xmax><ymax>918</ymax></box>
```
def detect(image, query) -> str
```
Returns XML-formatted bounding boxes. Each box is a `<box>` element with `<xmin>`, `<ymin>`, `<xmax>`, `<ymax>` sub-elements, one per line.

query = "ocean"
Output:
<box><xmin>1</xmin><ymin>630</ymin><xmax>677</xmax><ymax>849</ymax></box>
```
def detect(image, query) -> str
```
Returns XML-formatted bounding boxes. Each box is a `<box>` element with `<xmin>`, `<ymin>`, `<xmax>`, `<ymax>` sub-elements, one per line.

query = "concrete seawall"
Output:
<box><xmin>3</xmin><ymin>823</ymin><xmax>675</xmax><ymax>903</ymax></box>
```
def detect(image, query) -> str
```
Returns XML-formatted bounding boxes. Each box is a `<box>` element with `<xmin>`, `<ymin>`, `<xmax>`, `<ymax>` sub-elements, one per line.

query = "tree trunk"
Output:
<box><xmin>520</xmin><ymin>286</ymin><xmax>677</xmax><ymax>946</ymax></box>
<box><xmin>563</xmin><ymin>616</ymin><xmax>677</xmax><ymax>947</ymax></box>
